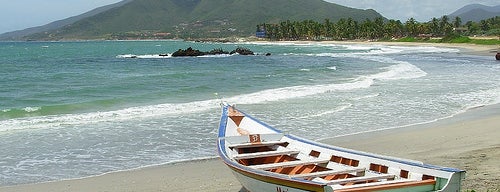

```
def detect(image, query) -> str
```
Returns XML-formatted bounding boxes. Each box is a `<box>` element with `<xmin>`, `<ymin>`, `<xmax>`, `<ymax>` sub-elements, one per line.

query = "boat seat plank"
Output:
<box><xmin>249</xmin><ymin>158</ymin><xmax>330</xmax><ymax>170</ymax></box>
<box><xmin>291</xmin><ymin>167</ymin><xmax>366</xmax><ymax>178</ymax></box>
<box><xmin>228</xmin><ymin>140</ymin><xmax>287</xmax><ymax>149</ymax></box>
<box><xmin>331</xmin><ymin>179</ymin><xmax>425</xmax><ymax>191</ymax></box>
<box><xmin>234</xmin><ymin>149</ymin><xmax>300</xmax><ymax>160</ymax></box>
<box><xmin>326</xmin><ymin>174</ymin><xmax>396</xmax><ymax>185</ymax></box>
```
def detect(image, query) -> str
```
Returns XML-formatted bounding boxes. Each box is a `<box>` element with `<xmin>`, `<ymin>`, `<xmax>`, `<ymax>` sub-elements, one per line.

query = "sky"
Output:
<box><xmin>324</xmin><ymin>0</ymin><xmax>500</xmax><ymax>22</ymax></box>
<box><xmin>0</xmin><ymin>0</ymin><xmax>121</xmax><ymax>34</ymax></box>
<box><xmin>1</xmin><ymin>0</ymin><xmax>499</xmax><ymax>34</ymax></box>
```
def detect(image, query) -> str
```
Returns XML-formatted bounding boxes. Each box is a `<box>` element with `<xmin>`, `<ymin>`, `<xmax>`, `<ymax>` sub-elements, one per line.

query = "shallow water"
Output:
<box><xmin>0</xmin><ymin>41</ymin><xmax>498</xmax><ymax>185</ymax></box>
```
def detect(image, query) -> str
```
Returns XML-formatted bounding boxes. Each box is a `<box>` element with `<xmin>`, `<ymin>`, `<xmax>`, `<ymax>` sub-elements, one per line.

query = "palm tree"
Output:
<box><xmin>385</xmin><ymin>19</ymin><xmax>404</xmax><ymax>38</ymax></box>
<box><xmin>323</xmin><ymin>19</ymin><xmax>334</xmax><ymax>39</ymax></box>
<box><xmin>346</xmin><ymin>18</ymin><xmax>359</xmax><ymax>39</ymax></box>
<box><xmin>439</xmin><ymin>15</ymin><xmax>452</xmax><ymax>35</ymax></box>
<box><xmin>405</xmin><ymin>18</ymin><xmax>418</xmax><ymax>37</ymax></box>
<box><xmin>335</xmin><ymin>18</ymin><xmax>347</xmax><ymax>39</ymax></box>
<box><xmin>429</xmin><ymin>17</ymin><xmax>440</xmax><ymax>36</ymax></box>
<box><xmin>374</xmin><ymin>17</ymin><xmax>385</xmax><ymax>38</ymax></box>
<box><xmin>453</xmin><ymin>17</ymin><xmax>462</xmax><ymax>28</ymax></box>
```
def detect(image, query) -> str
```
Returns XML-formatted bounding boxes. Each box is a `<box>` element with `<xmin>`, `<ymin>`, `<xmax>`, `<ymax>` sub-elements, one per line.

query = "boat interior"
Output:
<box><xmin>225</xmin><ymin>133</ymin><xmax>438</xmax><ymax>191</ymax></box>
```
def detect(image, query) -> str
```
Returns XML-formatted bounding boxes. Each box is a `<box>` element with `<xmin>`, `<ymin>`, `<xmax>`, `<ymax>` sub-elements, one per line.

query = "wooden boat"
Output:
<box><xmin>217</xmin><ymin>103</ymin><xmax>465</xmax><ymax>192</ymax></box>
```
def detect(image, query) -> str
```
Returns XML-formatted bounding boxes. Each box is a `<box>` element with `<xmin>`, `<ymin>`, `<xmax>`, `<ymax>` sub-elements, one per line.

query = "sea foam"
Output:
<box><xmin>0</xmin><ymin>55</ymin><xmax>427</xmax><ymax>132</ymax></box>
<box><xmin>116</xmin><ymin>53</ymin><xmax>234</xmax><ymax>59</ymax></box>
<box><xmin>116</xmin><ymin>54</ymin><xmax>171</xmax><ymax>59</ymax></box>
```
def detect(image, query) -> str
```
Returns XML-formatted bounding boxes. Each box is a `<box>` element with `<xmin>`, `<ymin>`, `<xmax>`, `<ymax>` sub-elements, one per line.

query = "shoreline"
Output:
<box><xmin>5</xmin><ymin>39</ymin><xmax>499</xmax><ymax>57</ymax></box>
<box><xmin>265</xmin><ymin>40</ymin><xmax>499</xmax><ymax>57</ymax></box>
<box><xmin>2</xmin><ymin>103</ymin><xmax>498</xmax><ymax>192</ymax></box>
<box><xmin>319</xmin><ymin>103</ymin><xmax>500</xmax><ymax>143</ymax></box>
<box><xmin>1</xmin><ymin>42</ymin><xmax>499</xmax><ymax>192</ymax></box>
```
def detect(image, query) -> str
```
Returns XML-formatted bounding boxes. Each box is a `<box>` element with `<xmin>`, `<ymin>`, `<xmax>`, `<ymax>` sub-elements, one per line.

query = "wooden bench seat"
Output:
<box><xmin>291</xmin><ymin>167</ymin><xmax>366</xmax><ymax>179</ymax></box>
<box><xmin>233</xmin><ymin>149</ymin><xmax>300</xmax><ymax>160</ymax></box>
<box><xmin>228</xmin><ymin>140</ymin><xmax>287</xmax><ymax>149</ymax></box>
<box><xmin>249</xmin><ymin>158</ymin><xmax>330</xmax><ymax>170</ymax></box>
<box><xmin>326</xmin><ymin>174</ymin><xmax>396</xmax><ymax>185</ymax></box>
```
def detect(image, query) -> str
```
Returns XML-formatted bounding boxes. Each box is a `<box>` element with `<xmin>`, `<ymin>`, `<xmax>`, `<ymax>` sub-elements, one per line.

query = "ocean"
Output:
<box><xmin>0</xmin><ymin>40</ymin><xmax>499</xmax><ymax>186</ymax></box>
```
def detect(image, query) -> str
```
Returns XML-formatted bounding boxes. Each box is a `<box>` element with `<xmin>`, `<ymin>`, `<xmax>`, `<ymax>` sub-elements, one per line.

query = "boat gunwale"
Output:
<box><xmin>218</xmin><ymin>104</ymin><xmax>464</xmax><ymax>173</ymax></box>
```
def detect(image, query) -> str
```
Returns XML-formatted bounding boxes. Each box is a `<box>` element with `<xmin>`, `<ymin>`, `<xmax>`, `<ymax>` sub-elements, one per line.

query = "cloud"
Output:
<box><xmin>325</xmin><ymin>0</ymin><xmax>500</xmax><ymax>22</ymax></box>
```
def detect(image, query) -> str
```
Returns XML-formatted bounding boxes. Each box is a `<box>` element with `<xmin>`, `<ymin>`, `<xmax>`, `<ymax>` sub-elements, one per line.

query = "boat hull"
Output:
<box><xmin>231</xmin><ymin>166</ymin><xmax>316</xmax><ymax>192</ymax></box>
<box><xmin>217</xmin><ymin>104</ymin><xmax>465</xmax><ymax>192</ymax></box>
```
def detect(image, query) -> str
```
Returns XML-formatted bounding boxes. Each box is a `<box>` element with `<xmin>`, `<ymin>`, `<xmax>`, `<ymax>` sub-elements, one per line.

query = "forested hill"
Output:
<box><xmin>23</xmin><ymin>0</ymin><xmax>384</xmax><ymax>40</ymax></box>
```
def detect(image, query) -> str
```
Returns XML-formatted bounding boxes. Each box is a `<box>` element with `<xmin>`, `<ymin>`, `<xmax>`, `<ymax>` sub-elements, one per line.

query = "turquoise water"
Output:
<box><xmin>0</xmin><ymin>41</ymin><xmax>499</xmax><ymax>185</ymax></box>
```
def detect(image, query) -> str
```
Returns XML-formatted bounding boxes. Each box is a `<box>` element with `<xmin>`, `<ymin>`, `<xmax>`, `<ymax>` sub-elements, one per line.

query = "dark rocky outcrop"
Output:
<box><xmin>170</xmin><ymin>47</ymin><xmax>255</xmax><ymax>57</ymax></box>
<box><xmin>230</xmin><ymin>47</ymin><xmax>254</xmax><ymax>55</ymax></box>
<box><xmin>208</xmin><ymin>48</ymin><xmax>230</xmax><ymax>55</ymax></box>
<box><xmin>172</xmin><ymin>47</ymin><xmax>205</xmax><ymax>57</ymax></box>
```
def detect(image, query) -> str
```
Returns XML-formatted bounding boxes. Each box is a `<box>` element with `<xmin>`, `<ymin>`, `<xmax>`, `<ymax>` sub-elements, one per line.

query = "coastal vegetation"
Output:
<box><xmin>257</xmin><ymin>16</ymin><xmax>500</xmax><ymax>44</ymax></box>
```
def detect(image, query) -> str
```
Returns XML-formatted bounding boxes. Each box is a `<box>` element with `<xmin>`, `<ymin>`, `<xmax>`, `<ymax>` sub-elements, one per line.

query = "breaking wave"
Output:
<box><xmin>0</xmin><ymin>58</ymin><xmax>427</xmax><ymax>132</ymax></box>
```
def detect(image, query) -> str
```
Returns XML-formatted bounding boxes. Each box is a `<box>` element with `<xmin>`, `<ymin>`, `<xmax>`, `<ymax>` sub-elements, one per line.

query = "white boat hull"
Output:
<box><xmin>232</xmin><ymin>170</ymin><xmax>312</xmax><ymax>192</ymax></box>
<box><xmin>217</xmin><ymin>104</ymin><xmax>465</xmax><ymax>192</ymax></box>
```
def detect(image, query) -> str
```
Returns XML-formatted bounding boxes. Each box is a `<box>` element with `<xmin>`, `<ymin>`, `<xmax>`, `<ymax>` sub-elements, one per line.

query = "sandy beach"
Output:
<box><xmin>302</xmin><ymin>40</ymin><xmax>499</xmax><ymax>56</ymax></box>
<box><xmin>1</xmin><ymin>42</ymin><xmax>499</xmax><ymax>192</ymax></box>
<box><xmin>325</xmin><ymin>104</ymin><xmax>500</xmax><ymax>191</ymax></box>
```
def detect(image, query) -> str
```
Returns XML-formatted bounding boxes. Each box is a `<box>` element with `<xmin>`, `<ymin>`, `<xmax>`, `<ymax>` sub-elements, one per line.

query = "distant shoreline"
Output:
<box><xmin>249</xmin><ymin>39</ymin><xmax>499</xmax><ymax>57</ymax></box>
<box><xmin>4</xmin><ymin>37</ymin><xmax>498</xmax><ymax>57</ymax></box>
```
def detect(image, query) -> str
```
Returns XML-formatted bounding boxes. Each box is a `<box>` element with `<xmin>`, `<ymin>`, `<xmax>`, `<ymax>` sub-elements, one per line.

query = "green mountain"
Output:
<box><xmin>449</xmin><ymin>4</ymin><xmax>500</xmax><ymax>22</ymax></box>
<box><xmin>26</xmin><ymin>0</ymin><xmax>385</xmax><ymax>40</ymax></box>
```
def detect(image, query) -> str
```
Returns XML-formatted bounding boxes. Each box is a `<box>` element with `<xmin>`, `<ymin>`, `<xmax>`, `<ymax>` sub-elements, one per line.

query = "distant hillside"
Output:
<box><xmin>449</xmin><ymin>4</ymin><xmax>500</xmax><ymax>22</ymax></box>
<box><xmin>0</xmin><ymin>0</ymin><xmax>133</xmax><ymax>41</ymax></box>
<box><xmin>21</xmin><ymin>0</ymin><xmax>384</xmax><ymax>40</ymax></box>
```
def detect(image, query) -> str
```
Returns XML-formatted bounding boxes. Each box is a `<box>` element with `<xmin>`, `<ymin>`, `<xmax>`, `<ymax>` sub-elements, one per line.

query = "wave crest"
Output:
<box><xmin>1</xmin><ymin>53</ymin><xmax>428</xmax><ymax>133</ymax></box>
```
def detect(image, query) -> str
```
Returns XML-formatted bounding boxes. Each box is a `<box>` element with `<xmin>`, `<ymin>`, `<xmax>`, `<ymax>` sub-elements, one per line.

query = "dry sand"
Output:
<box><xmin>323</xmin><ymin>104</ymin><xmax>500</xmax><ymax>191</ymax></box>
<box><xmin>1</xmin><ymin>42</ymin><xmax>499</xmax><ymax>192</ymax></box>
